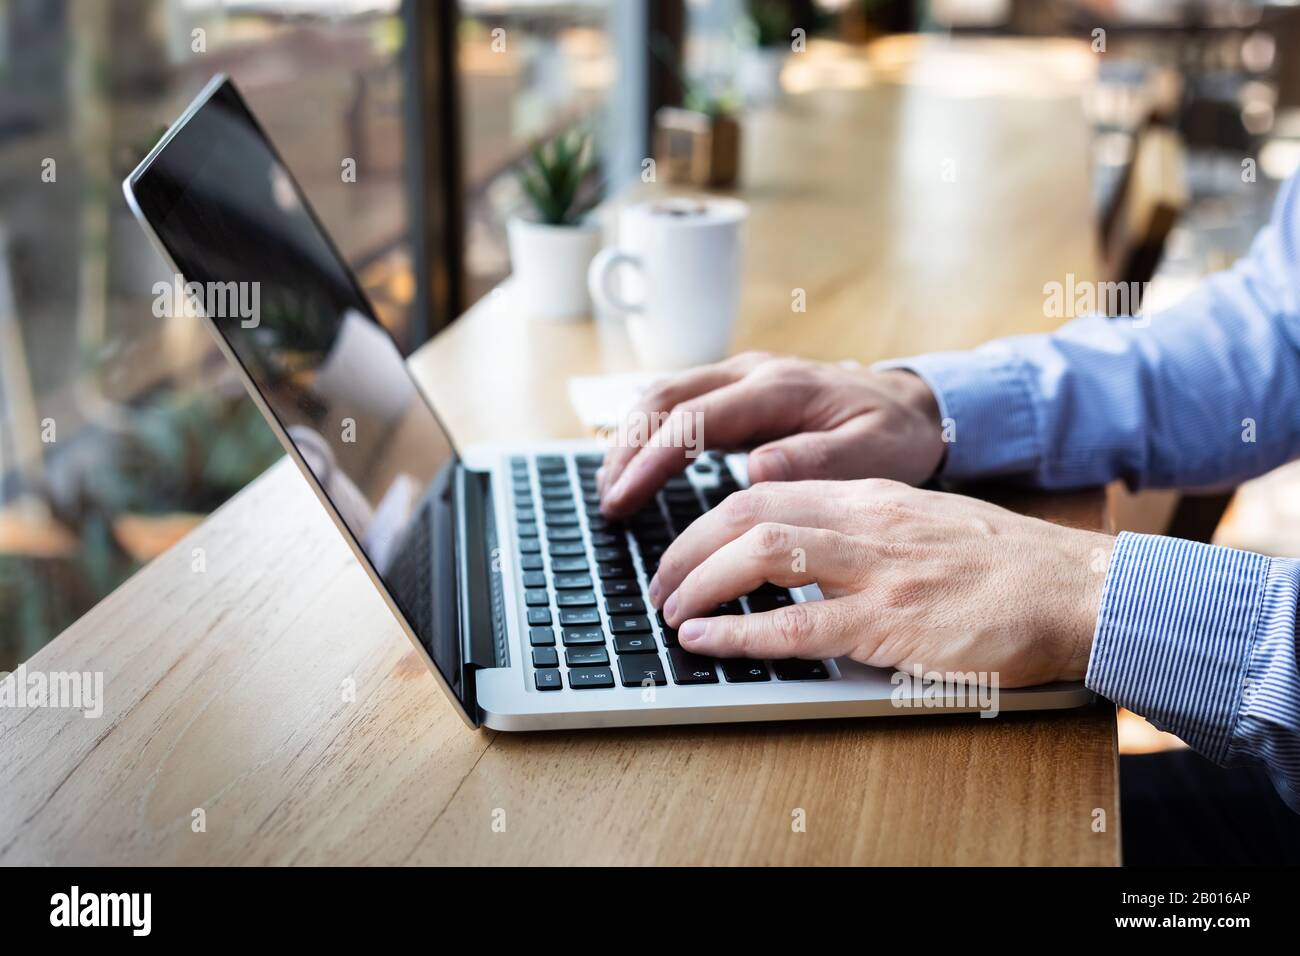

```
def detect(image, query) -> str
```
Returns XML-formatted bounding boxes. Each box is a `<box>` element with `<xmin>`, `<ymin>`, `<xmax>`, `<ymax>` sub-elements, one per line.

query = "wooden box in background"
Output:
<box><xmin>654</xmin><ymin>107</ymin><xmax>740</xmax><ymax>189</ymax></box>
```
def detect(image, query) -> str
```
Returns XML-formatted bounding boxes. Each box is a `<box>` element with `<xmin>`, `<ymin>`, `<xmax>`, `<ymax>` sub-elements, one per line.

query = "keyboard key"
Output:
<box><xmin>536</xmin><ymin>455</ymin><xmax>566</xmax><ymax>472</ymax></box>
<box><xmin>535</xmin><ymin>670</ymin><xmax>563</xmax><ymax>690</ymax></box>
<box><xmin>551</xmin><ymin>557</ymin><xmax>589</xmax><ymax>573</ymax></box>
<box><xmin>633</xmin><ymin>526</ymin><xmax>671</xmax><ymax>545</ymax></box>
<box><xmin>520</xmin><ymin>554</ymin><xmax>544</xmax><ymax>571</ymax></box>
<box><xmin>771</xmin><ymin>659</ymin><xmax>829</xmax><ymax>680</ymax></box>
<box><xmin>589</xmin><ymin>532</ymin><xmax>621</xmax><ymax>547</ymax></box>
<box><xmin>529</xmin><ymin>626</ymin><xmax>555</xmax><ymax>647</ymax></box>
<box><xmin>517</xmin><ymin>521</ymin><xmax>538</xmax><ymax>537</ymax></box>
<box><xmin>545</xmin><ymin>513</ymin><xmax>580</xmax><ymax>527</ymax></box>
<box><xmin>619</xmin><ymin>655</ymin><xmax>667</xmax><ymax>687</ymax></box>
<box><xmin>522</xmin><ymin>571</ymin><xmax>547</xmax><ymax>589</ymax></box>
<box><xmin>639</xmin><ymin>543</ymin><xmax>668</xmax><ymax>563</ymax></box>
<box><xmin>609</xmin><ymin>615</ymin><xmax>651</xmax><ymax>634</ymax></box>
<box><xmin>660</xmin><ymin>626</ymin><xmax>678</xmax><ymax>647</ymax></box>
<box><xmin>703</xmin><ymin>489</ymin><xmax>731</xmax><ymax>509</ymax></box>
<box><xmin>549</xmin><ymin>541</ymin><xmax>586</xmax><ymax>557</ymax></box>
<box><xmin>569</xmin><ymin>667</ymin><xmax>615</xmax><ymax>689</ymax></box>
<box><xmin>554</xmin><ymin>573</ymin><xmax>593</xmax><ymax>590</ymax></box>
<box><xmin>561</xmin><ymin>627</ymin><xmax>606</xmax><ymax>646</ymax></box>
<box><xmin>524</xmin><ymin>589</ymin><xmax>550</xmax><ymax>607</ymax></box>
<box><xmin>606</xmin><ymin>596</ymin><xmax>646</xmax><ymax>615</ymax></box>
<box><xmin>557</xmin><ymin>590</ymin><xmax>596</xmax><ymax>608</ymax></box>
<box><xmin>597</xmin><ymin>562</ymin><xmax>634</xmax><ymax>580</ymax></box>
<box><xmin>721</xmin><ymin>659</ymin><xmax>771</xmax><ymax>683</ymax></box>
<box><xmin>668</xmin><ymin>511</ymin><xmax>701</xmax><ymax>528</ymax></box>
<box><xmin>602</xmin><ymin>579</ymin><xmax>638</xmax><ymax>597</ymax></box>
<box><xmin>593</xmin><ymin>546</ymin><xmax>628</xmax><ymax>563</ymax></box>
<box><xmin>747</xmin><ymin>587</ymin><xmax>795</xmax><ymax>613</ymax></box>
<box><xmin>527</xmin><ymin>608</ymin><xmax>552</xmax><ymax>626</ymax></box>
<box><xmin>518</xmin><ymin>538</ymin><xmax>541</xmax><ymax>554</ymax></box>
<box><xmin>565</xmin><ymin>646</ymin><xmax>610</xmax><ymax>666</ymax></box>
<box><xmin>559</xmin><ymin>608</ymin><xmax>600</xmax><ymax>626</ymax></box>
<box><xmin>532</xmin><ymin>647</ymin><xmax>559</xmax><ymax>668</ymax></box>
<box><xmin>613</xmin><ymin>633</ymin><xmax>658</xmax><ymax>655</ymax></box>
<box><xmin>667</xmin><ymin>647</ymin><xmax>719</xmax><ymax>684</ymax></box>
<box><xmin>547</xmin><ymin>526</ymin><xmax>583</xmax><ymax>542</ymax></box>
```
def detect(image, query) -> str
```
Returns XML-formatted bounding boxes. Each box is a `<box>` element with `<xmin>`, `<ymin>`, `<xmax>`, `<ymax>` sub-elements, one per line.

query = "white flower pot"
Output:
<box><xmin>507</xmin><ymin>217</ymin><xmax>601</xmax><ymax>321</ymax></box>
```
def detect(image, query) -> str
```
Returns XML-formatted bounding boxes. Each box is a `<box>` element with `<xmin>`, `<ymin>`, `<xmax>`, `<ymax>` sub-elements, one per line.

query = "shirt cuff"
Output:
<box><xmin>873</xmin><ymin>347</ymin><xmax>1041</xmax><ymax>481</ymax></box>
<box><xmin>1086</xmin><ymin>531</ymin><xmax>1272</xmax><ymax>762</ymax></box>
<box><xmin>1225</xmin><ymin>556</ymin><xmax>1300</xmax><ymax>809</ymax></box>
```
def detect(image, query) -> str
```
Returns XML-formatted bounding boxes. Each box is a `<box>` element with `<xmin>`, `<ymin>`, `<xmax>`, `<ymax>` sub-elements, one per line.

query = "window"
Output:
<box><xmin>457</xmin><ymin>0</ymin><xmax>644</xmax><ymax>301</ymax></box>
<box><xmin>0</xmin><ymin>0</ymin><xmax>412</xmax><ymax>668</ymax></box>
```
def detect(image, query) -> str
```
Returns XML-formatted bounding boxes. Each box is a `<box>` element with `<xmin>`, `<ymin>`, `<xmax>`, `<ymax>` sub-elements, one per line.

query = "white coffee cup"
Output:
<box><xmin>587</xmin><ymin>197</ymin><xmax>748</xmax><ymax>370</ymax></box>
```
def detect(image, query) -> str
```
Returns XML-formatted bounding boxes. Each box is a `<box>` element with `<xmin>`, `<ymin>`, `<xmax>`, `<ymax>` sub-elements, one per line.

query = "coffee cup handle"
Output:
<box><xmin>587</xmin><ymin>248</ymin><xmax>645</xmax><ymax>317</ymax></box>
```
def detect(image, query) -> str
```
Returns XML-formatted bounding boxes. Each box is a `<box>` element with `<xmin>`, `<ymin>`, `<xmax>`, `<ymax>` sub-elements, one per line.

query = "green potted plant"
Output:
<box><xmin>506</xmin><ymin>130</ymin><xmax>604</xmax><ymax>321</ymax></box>
<box><xmin>739</xmin><ymin>0</ymin><xmax>796</xmax><ymax>106</ymax></box>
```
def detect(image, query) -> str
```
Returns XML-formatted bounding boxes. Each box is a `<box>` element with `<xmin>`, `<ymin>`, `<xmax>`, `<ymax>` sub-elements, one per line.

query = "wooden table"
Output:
<box><xmin>0</xmin><ymin>37</ymin><xmax>1119</xmax><ymax>866</ymax></box>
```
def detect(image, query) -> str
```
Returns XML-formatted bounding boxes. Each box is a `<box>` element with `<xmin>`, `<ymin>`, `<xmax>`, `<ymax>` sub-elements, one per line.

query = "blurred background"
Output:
<box><xmin>2</xmin><ymin>0</ymin><xmax>1299</xmax><ymax>758</ymax></box>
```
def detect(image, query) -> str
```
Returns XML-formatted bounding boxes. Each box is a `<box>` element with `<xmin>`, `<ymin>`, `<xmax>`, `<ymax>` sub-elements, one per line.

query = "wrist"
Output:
<box><xmin>874</xmin><ymin>368</ymin><xmax>946</xmax><ymax>482</ymax></box>
<box><xmin>1057</xmin><ymin>530</ymin><xmax>1112</xmax><ymax>682</ymax></box>
<box><xmin>877</xmin><ymin>368</ymin><xmax>941</xmax><ymax>426</ymax></box>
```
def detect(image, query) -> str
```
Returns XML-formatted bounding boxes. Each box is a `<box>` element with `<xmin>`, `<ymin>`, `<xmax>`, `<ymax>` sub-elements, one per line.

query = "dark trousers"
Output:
<box><xmin>1121</xmin><ymin>750</ymin><xmax>1300</xmax><ymax>865</ymax></box>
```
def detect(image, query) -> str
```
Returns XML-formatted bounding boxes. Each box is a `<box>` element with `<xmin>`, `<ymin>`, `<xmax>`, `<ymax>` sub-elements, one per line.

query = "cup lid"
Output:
<box><xmin>632</xmin><ymin>196</ymin><xmax>748</xmax><ymax>225</ymax></box>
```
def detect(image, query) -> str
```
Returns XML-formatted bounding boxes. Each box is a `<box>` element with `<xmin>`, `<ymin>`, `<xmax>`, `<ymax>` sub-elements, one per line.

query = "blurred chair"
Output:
<box><xmin>1099</xmin><ymin>123</ymin><xmax>1188</xmax><ymax>298</ymax></box>
<box><xmin>1095</xmin><ymin>124</ymin><xmax>1240</xmax><ymax>543</ymax></box>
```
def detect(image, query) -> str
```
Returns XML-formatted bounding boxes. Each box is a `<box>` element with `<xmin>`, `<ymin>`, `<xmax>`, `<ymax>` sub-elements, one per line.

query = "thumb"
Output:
<box><xmin>749</xmin><ymin>417</ymin><xmax>875</xmax><ymax>482</ymax></box>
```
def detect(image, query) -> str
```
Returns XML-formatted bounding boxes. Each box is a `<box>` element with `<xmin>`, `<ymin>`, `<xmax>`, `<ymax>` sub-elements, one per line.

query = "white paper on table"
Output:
<box><xmin>567</xmin><ymin>371</ymin><xmax>662</xmax><ymax>432</ymax></box>
<box><xmin>568</xmin><ymin>361</ymin><xmax>863</xmax><ymax>432</ymax></box>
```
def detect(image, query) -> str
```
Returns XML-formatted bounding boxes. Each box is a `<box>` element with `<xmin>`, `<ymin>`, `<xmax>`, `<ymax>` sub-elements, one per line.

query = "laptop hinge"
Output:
<box><xmin>454</xmin><ymin>465</ymin><xmax>508</xmax><ymax>699</ymax></box>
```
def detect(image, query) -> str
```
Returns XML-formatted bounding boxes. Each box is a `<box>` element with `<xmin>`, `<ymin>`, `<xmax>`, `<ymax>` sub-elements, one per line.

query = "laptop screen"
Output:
<box><xmin>127</xmin><ymin>78</ymin><xmax>467</xmax><ymax>714</ymax></box>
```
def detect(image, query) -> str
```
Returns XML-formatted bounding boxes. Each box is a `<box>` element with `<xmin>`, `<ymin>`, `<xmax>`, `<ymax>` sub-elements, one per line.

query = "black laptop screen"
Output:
<box><xmin>129</xmin><ymin>79</ymin><xmax>465</xmax><ymax>709</ymax></box>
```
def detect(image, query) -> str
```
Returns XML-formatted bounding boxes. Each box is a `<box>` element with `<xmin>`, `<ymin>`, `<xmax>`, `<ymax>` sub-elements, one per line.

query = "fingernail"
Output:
<box><xmin>678</xmin><ymin>619</ymin><xmax>708</xmax><ymax>646</ymax></box>
<box><xmin>663</xmin><ymin>590</ymin><xmax>678</xmax><ymax>621</ymax></box>
<box><xmin>750</xmin><ymin>448</ymin><xmax>789</xmax><ymax>482</ymax></box>
<box><xmin>648</xmin><ymin>576</ymin><xmax>663</xmax><ymax>606</ymax></box>
<box><xmin>607</xmin><ymin>470</ymin><xmax>638</xmax><ymax>512</ymax></box>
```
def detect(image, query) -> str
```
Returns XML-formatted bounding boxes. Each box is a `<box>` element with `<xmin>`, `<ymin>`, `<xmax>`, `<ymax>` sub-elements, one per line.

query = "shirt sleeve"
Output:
<box><xmin>876</xmin><ymin>173</ymin><xmax>1300</xmax><ymax>811</ymax></box>
<box><xmin>879</xmin><ymin>173</ymin><xmax>1300</xmax><ymax>491</ymax></box>
<box><xmin>1088</xmin><ymin>532</ymin><xmax>1300</xmax><ymax>811</ymax></box>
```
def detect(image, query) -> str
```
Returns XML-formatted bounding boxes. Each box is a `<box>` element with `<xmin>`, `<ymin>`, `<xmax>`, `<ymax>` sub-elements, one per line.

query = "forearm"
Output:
<box><xmin>884</xmin><ymin>178</ymin><xmax>1300</xmax><ymax>491</ymax></box>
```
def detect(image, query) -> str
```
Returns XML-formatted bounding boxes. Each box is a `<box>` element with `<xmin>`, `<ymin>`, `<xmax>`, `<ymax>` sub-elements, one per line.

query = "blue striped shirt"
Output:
<box><xmin>892</xmin><ymin>173</ymin><xmax>1300</xmax><ymax>811</ymax></box>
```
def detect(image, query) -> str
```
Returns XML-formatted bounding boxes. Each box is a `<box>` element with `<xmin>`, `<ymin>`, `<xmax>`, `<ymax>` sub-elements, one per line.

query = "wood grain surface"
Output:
<box><xmin>0</xmin><ymin>37</ymin><xmax>1118</xmax><ymax>866</ymax></box>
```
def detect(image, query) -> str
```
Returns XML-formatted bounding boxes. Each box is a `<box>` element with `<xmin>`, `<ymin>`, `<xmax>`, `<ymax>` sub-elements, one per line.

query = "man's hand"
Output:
<box><xmin>648</xmin><ymin>480</ymin><xmax>1111</xmax><ymax>687</ymax></box>
<box><xmin>598</xmin><ymin>353</ymin><xmax>945</xmax><ymax>517</ymax></box>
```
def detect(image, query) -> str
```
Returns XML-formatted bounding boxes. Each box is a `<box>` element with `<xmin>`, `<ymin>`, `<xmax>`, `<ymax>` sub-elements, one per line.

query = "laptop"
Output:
<box><xmin>123</xmin><ymin>76</ymin><xmax>1091</xmax><ymax>730</ymax></box>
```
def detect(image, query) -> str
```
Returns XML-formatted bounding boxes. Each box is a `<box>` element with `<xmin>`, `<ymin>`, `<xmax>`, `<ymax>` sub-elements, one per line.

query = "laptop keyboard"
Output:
<box><xmin>510</xmin><ymin>451</ymin><xmax>831</xmax><ymax>691</ymax></box>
